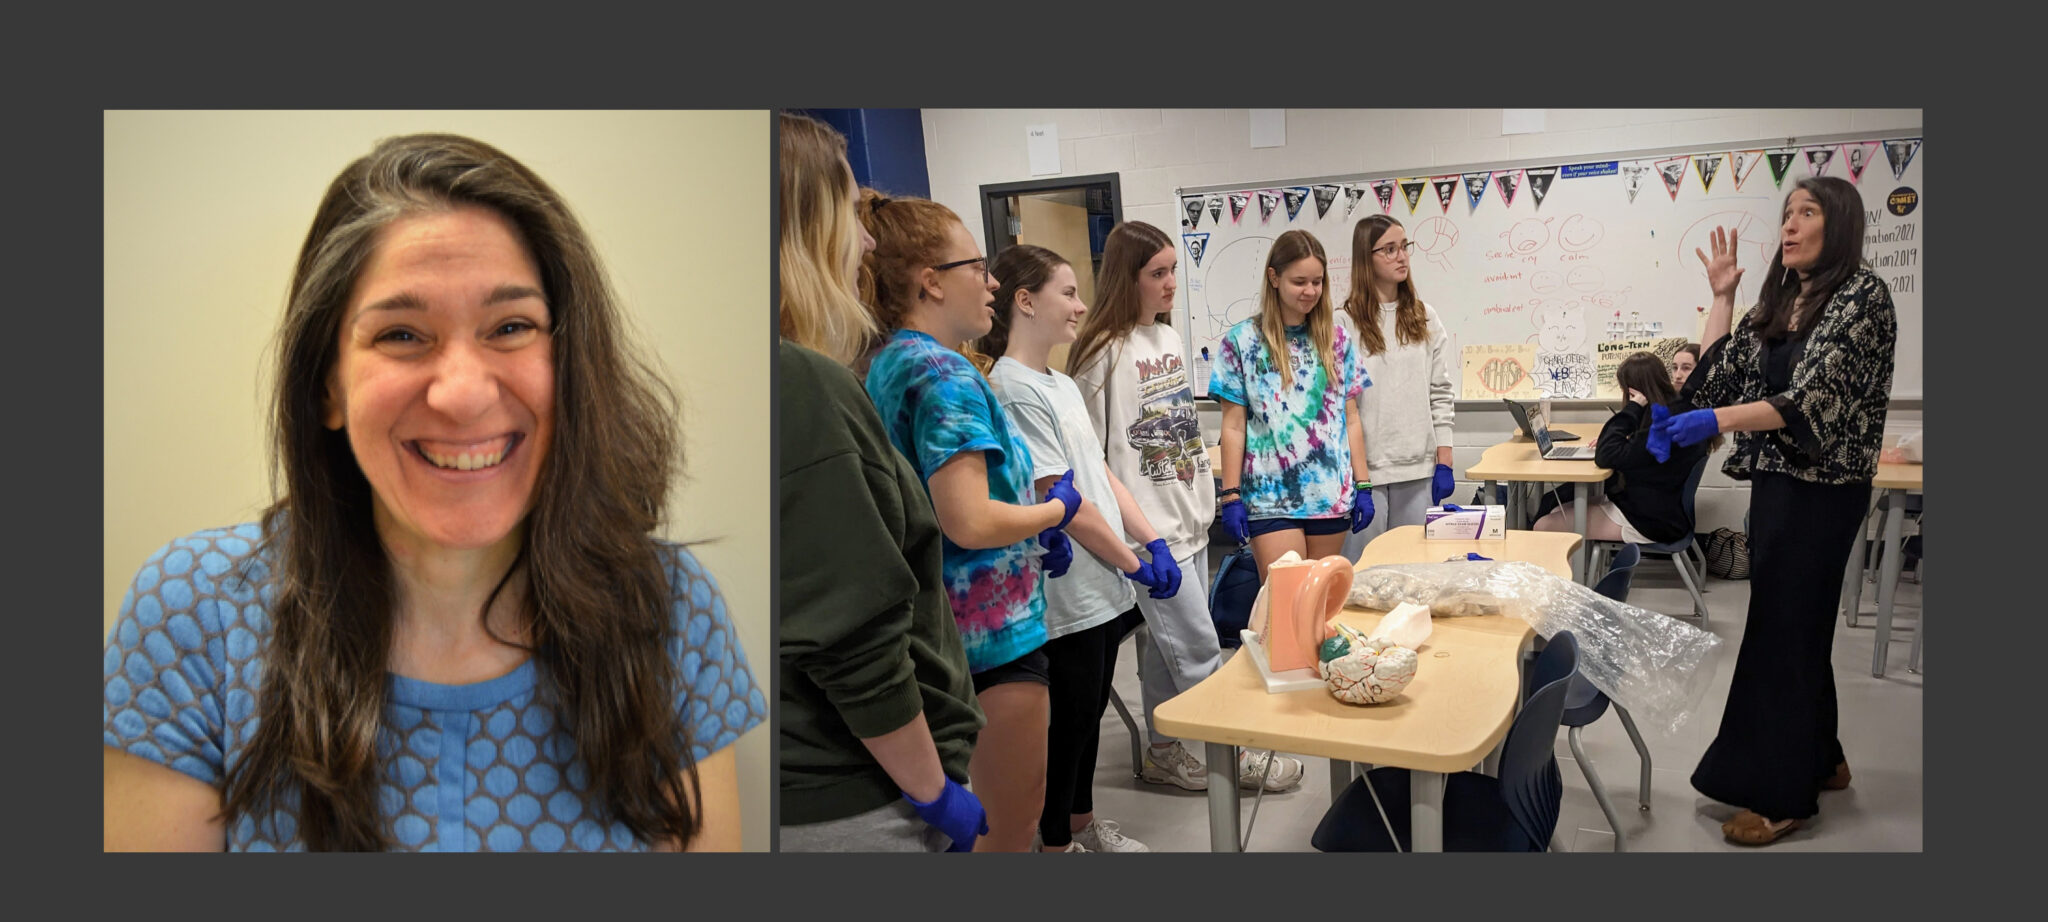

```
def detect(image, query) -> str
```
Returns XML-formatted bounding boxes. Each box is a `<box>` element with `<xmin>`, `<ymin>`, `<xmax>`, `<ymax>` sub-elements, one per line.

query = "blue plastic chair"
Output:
<box><xmin>1563</xmin><ymin>544</ymin><xmax>1653</xmax><ymax>851</ymax></box>
<box><xmin>1311</xmin><ymin>632</ymin><xmax>1580</xmax><ymax>852</ymax></box>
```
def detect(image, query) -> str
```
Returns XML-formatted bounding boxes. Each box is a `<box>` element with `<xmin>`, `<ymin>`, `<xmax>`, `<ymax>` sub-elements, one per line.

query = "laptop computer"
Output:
<box><xmin>1502</xmin><ymin>399</ymin><xmax>1597</xmax><ymax>460</ymax></box>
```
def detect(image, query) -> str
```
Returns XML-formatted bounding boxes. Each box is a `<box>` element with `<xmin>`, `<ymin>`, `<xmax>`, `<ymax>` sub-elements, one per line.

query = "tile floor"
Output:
<box><xmin>1080</xmin><ymin>558</ymin><xmax>1923</xmax><ymax>852</ymax></box>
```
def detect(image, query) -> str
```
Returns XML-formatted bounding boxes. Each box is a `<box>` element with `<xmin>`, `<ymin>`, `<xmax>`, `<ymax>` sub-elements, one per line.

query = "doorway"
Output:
<box><xmin>979</xmin><ymin>174</ymin><xmax>1122</xmax><ymax>372</ymax></box>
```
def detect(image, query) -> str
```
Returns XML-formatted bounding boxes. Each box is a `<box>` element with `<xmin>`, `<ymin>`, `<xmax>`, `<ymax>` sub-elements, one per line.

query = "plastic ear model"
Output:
<box><xmin>1319</xmin><ymin>623</ymin><xmax>1420</xmax><ymax>706</ymax></box>
<box><xmin>1264</xmin><ymin>555</ymin><xmax>1354</xmax><ymax>673</ymax></box>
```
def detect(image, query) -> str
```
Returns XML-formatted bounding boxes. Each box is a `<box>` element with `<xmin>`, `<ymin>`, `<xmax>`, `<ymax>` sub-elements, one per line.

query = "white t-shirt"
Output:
<box><xmin>1339</xmin><ymin>302</ymin><xmax>1456</xmax><ymax>486</ymax></box>
<box><xmin>989</xmin><ymin>357</ymin><xmax>1136</xmax><ymax>639</ymax></box>
<box><xmin>1069</xmin><ymin>322</ymin><xmax>1214</xmax><ymax>560</ymax></box>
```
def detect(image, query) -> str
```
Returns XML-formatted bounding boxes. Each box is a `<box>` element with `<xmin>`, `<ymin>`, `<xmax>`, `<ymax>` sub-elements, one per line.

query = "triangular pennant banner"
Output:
<box><xmin>1655</xmin><ymin>155</ymin><xmax>1690</xmax><ymax>201</ymax></box>
<box><xmin>1622</xmin><ymin>161</ymin><xmax>1649</xmax><ymax>204</ymax></box>
<box><xmin>1373</xmin><ymin>179</ymin><xmax>1396</xmax><ymax>214</ymax></box>
<box><xmin>1257</xmin><ymin>189</ymin><xmax>1280</xmax><ymax>223</ymax></box>
<box><xmin>1494</xmin><ymin>169</ymin><xmax>1523</xmax><ymax>208</ymax></box>
<box><xmin>1766</xmin><ymin>148</ymin><xmax>1798</xmax><ymax>188</ymax></box>
<box><xmin>1844</xmin><ymin>141</ymin><xmax>1880</xmax><ymax>183</ymax></box>
<box><xmin>1400</xmin><ymin>178</ymin><xmax>1427</xmax><ymax>215</ymax></box>
<box><xmin>1228</xmin><ymin>191</ymin><xmax>1249</xmax><ymax>223</ymax></box>
<box><xmin>1731</xmin><ymin>149</ymin><xmax>1764</xmax><ymax>190</ymax></box>
<box><xmin>1805</xmin><ymin>145</ymin><xmax>1836</xmax><ymax>177</ymax></box>
<box><xmin>1283</xmin><ymin>186</ymin><xmax>1309</xmax><ymax>221</ymax></box>
<box><xmin>1183</xmin><ymin>195</ymin><xmax>1205</xmax><ymax>229</ymax></box>
<box><xmin>1694</xmin><ymin>153</ymin><xmax>1722</xmax><ymax>194</ymax></box>
<box><xmin>1313</xmin><ymin>184</ymin><xmax>1339</xmax><ymax>220</ymax></box>
<box><xmin>1343</xmin><ymin>185</ymin><xmax>1368</xmax><ymax>219</ymax></box>
<box><xmin>1525</xmin><ymin>167</ymin><xmax>1557</xmax><ymax>210</ymax></box>
<box><xmin>1463</xmin><ymin>171</ymin><xmax>1491</xmax><ymax>211</ymax></box>
<box><xmin>1883</xmin><ymin>138</ymin><xmax>1921</xmax><ymax>180</ymax></box>
<box><xmin>1207</xmin><ymin>194</ymin><xmax>1224</xmax><ymax>225</ymax></box>
<box><xmin>1185</xmin><ymin>232</ymin><xmax>1210</xmax><ymax>268</ymax></box>
<box><xmin>1431</xmin><ymin>175</ymin><xmax>1459</xmax><ymax>213</ymax></box>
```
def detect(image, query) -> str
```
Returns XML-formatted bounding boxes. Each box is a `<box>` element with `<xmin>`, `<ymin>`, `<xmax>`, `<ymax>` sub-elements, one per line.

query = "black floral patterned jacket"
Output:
<box><xmin>1683</xmin><ymin>267</ymin><xmax>1896</xmax><ymax>486</ymax></box>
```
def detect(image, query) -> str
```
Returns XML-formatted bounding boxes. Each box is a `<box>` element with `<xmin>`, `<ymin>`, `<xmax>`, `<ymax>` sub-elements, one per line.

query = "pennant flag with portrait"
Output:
<box><xmin>1655</xmin><ymin>155</ymin><xmax>1690</xmax><ymax>201</ymax></box>
<box><xmin>1883</xmin><ymin>138</ymin><xmax>1921</xmax><ymax>180</ymax></box>
<box><xmin>1694</xmin><ymin>153</ymin><xmax>1722</xmax><ymax>194</ymax></box>
<box><xmin>1185</xmin><ymin>232</ymin><xmax>1210</xmax><ymax>268</ymax></box>
<box><xmin>1432</xmin><ymin>175</ymin><xmax>1459</xmax><ymax>213</ymax></box>
<box><xmin>1283</xmin><ymin>186</ymin><xmax>1310</xmax><ymax>221</ymax></box>
<box><xmin>1805</xmin><ymin>145</ymin><xmax>1836</xmax><ymax>177</ymax></box>
<box><xmin>1767</xmin><ymin>148</ymin><xmax>1798</xmax><ymax>188</ymax></box>
<box><xmin>1183</xmin><ymin>195</ymin><xmax>1205</xmax><ymax>229</ymax></box>
<box><xmin>1258</xmin><ymin>189</ymin><xmax>1281</xmax><ymax>223</ymax></box>
<box><xmin>1622</xmin><ymin>161</ymin><xmax>1649</xmax><ymax>204</ymax></box>
<box><xmin>1313</xmin><ymin>184</ymin><xmax>1339</xmax><ymax>219</ymax></box>
<box><xmin>1344</xmin><ymin>184</ymin><xmax>1369</xmax><ymax>219</ymax></box>
<box><xmin>1525</xmin><ymin>166</ymin><xmax>1558</xmax><ymax>210</ymax></box>
<box><xmin>1400</xmin><ymin>178</ymin><xmax>1427</xmax><ymax>214</ymax></box>
<box><xmin>1229</xmin><ymin>191</ymin><xmax>1250</xmax><ymax>223</ymax></box>
<box><xmin>1373</xmin><ymin>179</ymin><xmax>1397</xmax><ymax>214</ymax></box>
<box><xmin>1731</xmin><ymin>149</ymin><xmax>1764</xmax><ymax>190</ymax></box>
<box><xmin>1463</xmin><ymin>171</ymin><xmax>1491</xmax><ymax>211</ymax></box>
<box><xmin>1207</xmin><ymin>194</ymin><xmax>1224</xmax><ymax>225</ymax></box>
<box><xmin>1494</xmin><ymin>169</ymin><xmax>1523</xmax><ymax>208</ymax></box>
<box><xmin>1843</xmin><ymin>141</ymin><xmax>1880</xmax><ymax>183</ymax></box>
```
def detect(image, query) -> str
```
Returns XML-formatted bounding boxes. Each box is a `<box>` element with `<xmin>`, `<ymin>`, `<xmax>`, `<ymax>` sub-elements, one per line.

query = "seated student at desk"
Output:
<box><xmin>1532</xmin><ymin>353</ymin><xmax>1714</xmax><ymax>544</ymax></box>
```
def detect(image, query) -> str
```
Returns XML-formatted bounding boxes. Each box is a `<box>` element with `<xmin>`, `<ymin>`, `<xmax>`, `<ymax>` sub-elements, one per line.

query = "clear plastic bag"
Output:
<box><xmin>1346</xmin><ymin>559</ymin><xmax>1723</xmax><ymax>735</ymax></box>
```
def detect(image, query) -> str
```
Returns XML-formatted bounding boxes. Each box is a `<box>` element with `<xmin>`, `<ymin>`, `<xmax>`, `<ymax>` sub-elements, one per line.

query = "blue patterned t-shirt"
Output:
<box><xmin>1208</xmin><ymin>319</ymin><xmax>1370</xmax><ymax>520</ymax></box>
<box><xmin>865</xmin><ymin>329</ymin><xmax>1047</xmax><ymax>673</ymax></box>
<box><xmin>101</xmin><ymin>523</ymin><xmax>767</xmax><ymax>851</ymax></box>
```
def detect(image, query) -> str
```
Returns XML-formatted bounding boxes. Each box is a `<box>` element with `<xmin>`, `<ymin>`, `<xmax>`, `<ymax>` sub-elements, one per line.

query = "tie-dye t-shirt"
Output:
<box><xmin>1208</xmin><ymin>319</ymin><xmax>1370</xmax><ymax>520</ymax></box>
<box><xmin>101</xmin><ymin>524</ymin><xmax>766</xmax><ymax>851</ymax></box>
<box><xmin>865</xmin><ymin>330</ymin><xmax>1047</xmax><ymax>673</ymax></box>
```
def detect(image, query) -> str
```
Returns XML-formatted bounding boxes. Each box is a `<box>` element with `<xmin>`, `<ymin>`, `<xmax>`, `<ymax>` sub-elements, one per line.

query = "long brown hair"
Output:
<box><xmin>1619</xmin><ymin>351</ymin><xmax>1722</xmax><ymax>451</ymax></box>
<box><xmin>227</xmin><ymin>133</ymin><xmax>697</xmax><ymax>850</ymax></box>
<box><xmin>981</xmin><ymin>244</ymin><xmax>1069</xmax><ymax>367</ymax></box>
<box><xmin>778</xmin><ymin>112</ymin><xmax>875</xmax><ymax>365</ymax></box>
<box><xmin>1258</xmin><ymin>230</ymin><xmax>1337</xmax><ymax>391</ymax></box>
<box><xmin>1343</xmin><ymin>214</ymin><xmax>1429</xmax><ymax>356</ymax></box>
<box><xmin>1748</xmin><ymin>176</ymin><xmax>1866</xmax><ymax>340</ymax></box>
<box><xmin>1069</xmin><ymin>221</ymin><xmax>1174</xmax><ymax>391</ymax></box>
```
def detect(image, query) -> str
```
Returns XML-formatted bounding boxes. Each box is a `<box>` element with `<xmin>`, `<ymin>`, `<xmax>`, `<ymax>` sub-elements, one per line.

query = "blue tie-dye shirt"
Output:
<box><xmin>1209</xmin><ymin>319</ymin><xmax>1370</xmax><ymax>520</ymax></box>
<box><xmin>865</xmin><ymin>330</ymin><xmax>1047</xmax><ymax>673</ymax></box>
<box><xmin>101</xmin><ymin>523</ymin><xmax>767</xmax><ymax>851</ymax></box>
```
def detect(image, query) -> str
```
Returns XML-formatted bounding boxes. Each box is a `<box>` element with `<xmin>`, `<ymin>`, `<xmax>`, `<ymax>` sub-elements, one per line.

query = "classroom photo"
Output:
<box><xmin>102</xmin><ymin>110</ymin><xmax>772</xmax><ymax>851</ymax></box>
<box><xmin>775</xmin><ymin>107</ymin><xmax>1923</xmax><ymax>852</ymax></box>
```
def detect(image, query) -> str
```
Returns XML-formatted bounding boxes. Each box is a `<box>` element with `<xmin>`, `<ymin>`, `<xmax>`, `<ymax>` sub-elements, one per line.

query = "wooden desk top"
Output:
<box><xmin>1152</xmin><ymin>527</ymin><xmax>1578</xmax><ymax>772</ymax></box>
<box><xmin>1875</xmin><ymin>461</ymin><xmax>1923</xmax><ymax>491</ymax></box>
<box><xmin>1463</xmin><ymin>422</ymin><xmax>1611</xmax><ymax>483</ymax></box>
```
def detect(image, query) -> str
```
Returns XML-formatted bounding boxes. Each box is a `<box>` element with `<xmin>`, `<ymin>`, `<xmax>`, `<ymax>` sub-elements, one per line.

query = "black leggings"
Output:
<box><xmin>1691</xmin><ymin>471</ymin><xmax>1871</xmax><ymax>820</ymax></box>
<box><xmin>1039</xmin><ymin>609</ymin><xmax>1140</xmax><ymax>846</ymax></box>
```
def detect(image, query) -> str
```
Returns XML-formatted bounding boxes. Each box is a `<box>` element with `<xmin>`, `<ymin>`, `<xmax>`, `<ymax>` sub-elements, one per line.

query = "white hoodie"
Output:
<box><xmin>1339</xmin><ymin>301</ymin><xmax>1456</xmax><ymax>485</ymax></box>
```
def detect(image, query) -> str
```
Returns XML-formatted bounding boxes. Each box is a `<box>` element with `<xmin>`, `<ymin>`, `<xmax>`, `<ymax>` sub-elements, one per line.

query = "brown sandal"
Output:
<box><xmin>1822</xmin><ymin>762</ymin><xmax>1851</xmax><ymax>791</ymax></box>
<box><xmin>1723</xmin><ymin>810</ymin><xmax>1801</xmax><ymax>845</ymax></box>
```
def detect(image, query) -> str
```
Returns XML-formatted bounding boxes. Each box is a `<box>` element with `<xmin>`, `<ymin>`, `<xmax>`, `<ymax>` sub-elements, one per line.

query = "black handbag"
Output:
<box><xmin>1704</xmin><ymin>527</ymin><xmax>1751</xmax><ymax>580</ymax></box>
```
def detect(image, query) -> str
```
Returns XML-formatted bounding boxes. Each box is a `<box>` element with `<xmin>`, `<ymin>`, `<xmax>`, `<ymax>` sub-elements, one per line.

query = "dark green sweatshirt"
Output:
<box><xmin>778</xmin><ymin>341</ymin><xmax>983</xmax><ymax>825</ymax></box>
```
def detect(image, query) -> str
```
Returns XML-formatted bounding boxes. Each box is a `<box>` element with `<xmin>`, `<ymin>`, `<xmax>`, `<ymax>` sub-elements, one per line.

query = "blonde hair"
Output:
<box><xmin>1258</xmin><ymin>230</ymin><xmax>1337</xmax><ymax>391</ymax></box>
<box><xmin>777</xmin><ymin>113</ymin><xmax>875</xmax><ymax>364</ymax></box>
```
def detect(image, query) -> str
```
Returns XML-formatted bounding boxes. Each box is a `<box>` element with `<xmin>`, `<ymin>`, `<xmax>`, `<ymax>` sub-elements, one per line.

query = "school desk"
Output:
<box><xmin>1463</xmin><ymin>422</ymin><xmax>1609</xmax><ymax>583</ymax></box>
<box><xmin>1838</xmin><ymin>461</ymin><xmax>1924</xmax><ymax>678</ymax></box>
<box><xmin>1152</xmin><ymin>526</ymin><xmax>1580</xmax><ymax>852</ymax></box>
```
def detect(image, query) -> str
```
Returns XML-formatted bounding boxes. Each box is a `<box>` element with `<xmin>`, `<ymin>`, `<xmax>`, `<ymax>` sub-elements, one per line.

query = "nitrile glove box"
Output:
<box><xmin>1424</xmin><ymin>505</ymin><xmax>1506</xmax><ymax>540</ymax></box>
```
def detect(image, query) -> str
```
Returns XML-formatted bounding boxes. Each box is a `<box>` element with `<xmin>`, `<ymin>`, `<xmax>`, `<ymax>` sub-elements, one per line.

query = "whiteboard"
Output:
<box><xmin>1175</xmin><ymin>133</ymin><xmax>1923</xmax><ymax>400</ymax></box>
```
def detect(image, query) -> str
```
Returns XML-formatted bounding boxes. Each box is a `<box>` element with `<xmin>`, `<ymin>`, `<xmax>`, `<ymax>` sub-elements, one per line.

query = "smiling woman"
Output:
<box><xmin>102</xmin><ymin>118</ymin><xmax>769</xmax><ymax>852</ymax></box>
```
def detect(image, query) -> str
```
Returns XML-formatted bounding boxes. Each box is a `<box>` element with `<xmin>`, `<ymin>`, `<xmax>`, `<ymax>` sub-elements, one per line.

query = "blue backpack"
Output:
<box><xmin>1208</xmin><ymin>546</ymin><xmax>1259</xmax><ymax>649</ymax></box>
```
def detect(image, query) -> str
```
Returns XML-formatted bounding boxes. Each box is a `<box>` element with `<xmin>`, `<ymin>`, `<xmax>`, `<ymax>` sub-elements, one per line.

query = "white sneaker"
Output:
<box><xmin>1141</xmin><ymin>741</ymin><xmax>1208</xmax><ymax>791</ymax></box>
<box><xmin>1071</xmin><ymin>819</ymin><xmax>1149</xmax><ymax>853</ymax></box>
<box><xmin>1238</xmin><ymin>750</ymin><xmax>1305</xmax><ymax>792</ymax></box>
<box><xmin>1058</xmin><ymin>840</ymin><xmax>1090</xmax><ymax>852</ymax></box>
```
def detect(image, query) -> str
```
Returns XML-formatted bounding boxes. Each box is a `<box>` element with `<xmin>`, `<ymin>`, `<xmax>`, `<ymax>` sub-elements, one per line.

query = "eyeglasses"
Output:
<box><xmin>932</xmin><ymin>256</ymin><xmax>990</xmax><ymax>281</ymax></box>
<box><xmin>1372</xmin><ymin>241</ymin><xmax>1416</xmax><ymax>259</ymax></box>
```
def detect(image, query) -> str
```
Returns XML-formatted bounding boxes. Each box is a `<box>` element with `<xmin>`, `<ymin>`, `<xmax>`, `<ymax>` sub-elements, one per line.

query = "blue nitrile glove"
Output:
<box><xmin>1039</xmin><ymin>527</ymin><xmax>1072</xmax><ymax>578</ymax></box>
<box><xmin>1431</xmin><ymin>464</ymin><xmax>1456</xmax><ymax>505</ymax></box>
<box><xmin>1123</xmin><ymin>556</ymin><xmax>1158</xmax><ymax>592</ymax></box>
<box><xmin>1144</xmin><ymin>538</ymin><xmax>1182</xmax><ymax>599</ymax></box>
<box><xmin>1042</xmin><ymin>470</ymin><xmax>1080</xmax><ymax>530</ymax></box>
<box><xmin>904</xmin><ymin>778</ymin><xmax>987</xmax><ymax>852</ymax></box>
<box><xmin>1465</xmin><ymin>553</ymin><xmax>1492</xmax><ymax>561</ymax></box>
<box><xmin>1350</xmin><ymin>487</ymin><xmax>1376</xmax><ymax>534</ymax></box>
<box><xmin>1648</xmin><ymin>404</ymin><xmax>1674</xmax><ymax>462</ymax></box>
<box><xmin>1666</xmin><ymin>407</ymin><xmax>1721</xmax><ymax>449</ymax></box>
<box><xmin>1221</xmin><ymin>498</ymin><xmax>1250</xmax><ymax>545</ymax></box>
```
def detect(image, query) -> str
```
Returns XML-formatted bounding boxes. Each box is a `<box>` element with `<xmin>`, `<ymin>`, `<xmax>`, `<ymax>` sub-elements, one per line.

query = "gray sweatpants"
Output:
<box><xmin>1132</xmin><ymin>549</ymin><xmax>1222</xmax><ymax>747</ymax></box>
<box><xmin>779</xmin><ymin>799</ymin><xmax>951</xmax><ymax>853</ymax></box>
<box><xmin>1342</xmin><ymin>476</ymin><xmax>1435</xmax><ymax>563</ymax></box>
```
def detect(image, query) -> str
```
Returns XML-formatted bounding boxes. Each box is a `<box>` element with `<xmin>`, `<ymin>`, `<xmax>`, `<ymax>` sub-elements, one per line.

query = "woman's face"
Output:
<box><xmin>1371</xmin><ymin>225</ymin><xmax>1410</xmax><ymax>286</ymax></box>
<box><xmin>1021</xmin><ymin>262</ymin><xmax>1086</xmax><ymax>346</ymax></box>
<box><xmin>927</xmin><ymin>220</ymin><xmax>997</xmax><ymax>342</ymax></box>
<box><xmin>1138</xmin><ymin>245</ymin><xmax>1177</xmax><ymax>319</ymax></box>
<box><xmin>1779</xmin><ymin>188</ymin><xmax>1826</xmax><ymax>273</ymax></box>
<box><xmin>1672</xmin><ymin>351</ymin><xmax>1696</xmax><ymax>388</ymax></box>
<box><xmin>1268</xmin><ymin>255</ymin><xmax>1325</xmax><ymax>321</ymax></box>
<box><xmin>324</xmin><ymin>206</ymin><xmax>556</xmax><ymax>554</ymax></box>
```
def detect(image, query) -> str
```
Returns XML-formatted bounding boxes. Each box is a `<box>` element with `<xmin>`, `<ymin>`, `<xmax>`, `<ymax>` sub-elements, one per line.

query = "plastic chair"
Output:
<box><xmin>1563</xmin><ymin>544</ymin><xmax>1654</xmax><ymax>851</ymax></box>
<box><xmin>1311</xmin><ymin>632</ymin><xmax>1579</xmax><ymax>852</ymax></box>
<box><xmin>1600</xmin><ymin>454</ymin><xmax>1711</xmax><ymax>625</ymax></box>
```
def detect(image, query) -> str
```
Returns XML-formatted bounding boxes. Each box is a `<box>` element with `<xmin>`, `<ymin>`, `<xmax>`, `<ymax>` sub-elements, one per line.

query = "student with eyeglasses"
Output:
<box><xmin>855</xmin><ymin>189</ymin><xmax>1085</xmax><ymax>851</ymax></box>
<box><xmin>1336</xmin><ymin>214</ymin><xmax>1458</xmax><ymax>558</ymax></box>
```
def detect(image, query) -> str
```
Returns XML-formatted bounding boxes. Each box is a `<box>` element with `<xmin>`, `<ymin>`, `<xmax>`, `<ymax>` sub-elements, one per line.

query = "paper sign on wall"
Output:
<box><xmin>1593</xmin><ymin>337</ymin><xmax>1692</xmax><ymax>398</ymax></box>
<box><xmin>1027</xmin><ymin>123</ymin><xmax>1061</xmax><ymax>176</ymax></box>
<box><xmin>1461</xmin><ymin>343</ymin><xmax>1541</xmax><ymax>399</ymax></box>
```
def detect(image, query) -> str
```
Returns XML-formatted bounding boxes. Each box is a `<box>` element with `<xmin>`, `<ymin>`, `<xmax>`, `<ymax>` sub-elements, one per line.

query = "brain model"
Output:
<box><xmin>1318</xmin><ymin>624</ymin><xmax>1420</xmax><ymax>705</ymax></box>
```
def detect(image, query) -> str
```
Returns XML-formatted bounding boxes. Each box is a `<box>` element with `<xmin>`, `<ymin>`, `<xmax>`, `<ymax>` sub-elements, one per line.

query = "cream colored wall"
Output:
<box><xmin>102</xmin><ymin>110</ymin><xmax>773</xmax><ymax>851</ymax></box>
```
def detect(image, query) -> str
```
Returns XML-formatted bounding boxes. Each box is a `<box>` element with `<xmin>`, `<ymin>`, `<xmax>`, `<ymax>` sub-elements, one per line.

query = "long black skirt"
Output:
<box><xmin>1691</xmin><ymin>470</ymin><xmax>1871</xmax><ymax>820</ymax></box>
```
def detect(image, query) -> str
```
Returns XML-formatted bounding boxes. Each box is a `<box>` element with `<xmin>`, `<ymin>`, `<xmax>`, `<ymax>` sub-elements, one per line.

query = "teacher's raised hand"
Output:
<box><xmin>1696</xmin><ymin>225</ymin><xmax>1746</xmax><ymax>298</ymax></box>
